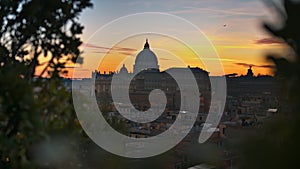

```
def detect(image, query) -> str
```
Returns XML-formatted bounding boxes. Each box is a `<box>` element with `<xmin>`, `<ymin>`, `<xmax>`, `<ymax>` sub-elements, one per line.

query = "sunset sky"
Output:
<box><xmin>72</xmin><ymin>0</ymin><xmax>288</xmax><ymax>78</ymax></box>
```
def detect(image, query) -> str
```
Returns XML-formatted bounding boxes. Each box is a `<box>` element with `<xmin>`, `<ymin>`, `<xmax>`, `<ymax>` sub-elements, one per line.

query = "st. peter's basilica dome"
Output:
<box><xmin>133</xmin><ymin>39</ymin><xmax>159</xmax><ymax>73</ymax></box>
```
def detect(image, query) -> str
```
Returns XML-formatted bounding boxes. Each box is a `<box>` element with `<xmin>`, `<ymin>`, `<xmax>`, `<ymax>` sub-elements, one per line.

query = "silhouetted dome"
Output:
<box><xmin>119</xmin><ymin>64</ymin><xmax>128</xmax><ymax>74</ymax></box>
<box><xmin>133</xmin><ymin>39</ymin><xmax>159</xmax><ymax>73</ymax></box>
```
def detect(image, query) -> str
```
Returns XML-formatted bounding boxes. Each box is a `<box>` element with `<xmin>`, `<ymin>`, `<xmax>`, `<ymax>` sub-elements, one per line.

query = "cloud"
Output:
<box><xmin>83</xmin><ymin>43</ymin><xmax>111</xmax><ymax>50</ymax></box>
<box><xmin>235</xmin><ymin>62</ymin><xmax>255</xmax><ymax>67</ymax></box>
<box><xmin>255</xmin><ymin>38</ymin><xmax>284</xmax><ymax>45</ymax></box>
<box><xmin>235</xmin><ymin>62</ymin><xmax>275</xmax><ymax>69</ymax></box>
<box><xmin>159</xmin><ymin>58</ymin><xmax>174</xmax><ymax>61</ymax></box>
<box><xmin>113</xmin><ymin>46</ymin><xmax>137</xmax><ymax>52</ymax></box>
<box><xmin>168</xmin><ymin>7</ymin><xmax>264</xmax><ymax>17</ymax></box>
<box><xmin>257</xmin><ymin>64</ymin><xmax>275</xmax><ymax>69</ymax></box>
<box><xmin>119</xmin><ymin>51</ymin><xmax>135</xmax><ymax>56</ymax></box>
<box><xmin>194</xmin><ymin>57</ymin><xmax>238</xmax><ymax>62</ymax></box>
<box><xmin>92</xmin><ymin>51</ymin><xmax>109</xmax><ymax>54</ymax></box>
<box><xmin>83</xmin><ymin>43</ymin><xmax>137</xmax><ymax>55</ymax></box>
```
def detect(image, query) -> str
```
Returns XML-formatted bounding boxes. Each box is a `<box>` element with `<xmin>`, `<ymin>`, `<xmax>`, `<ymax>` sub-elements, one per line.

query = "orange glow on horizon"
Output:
<box><xmin>55</xmin><ymin>33</ymin><xmax>286</xmax><ymax>79</ymax></box>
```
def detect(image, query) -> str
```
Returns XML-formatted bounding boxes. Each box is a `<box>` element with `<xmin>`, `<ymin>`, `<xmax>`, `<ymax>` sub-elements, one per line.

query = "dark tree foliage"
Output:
<box><xmin>0</xmin><ymin>0</ymin><xmax>92</xmax><ymax>79</ymax></box>
<box><xmin>239</xmin><ymin>1</ymin><xmax>300</xmax><ymax>168</ymax></box>
<box><xmin>0</xmin><ymin>0</ymin><xmax>92</xmax><ymax>168</ymax></box>
<box><xmin>264</xmin><ymin>0</ymin><xmax>300</xmax><ymax>106</ymax></box>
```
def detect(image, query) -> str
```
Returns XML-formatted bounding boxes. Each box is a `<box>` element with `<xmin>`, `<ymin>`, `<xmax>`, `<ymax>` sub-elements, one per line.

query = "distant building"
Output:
<box><xmin>246</xmin><ymin>66</ymin><xmax>254</xmax><ymax>78</ymax></box>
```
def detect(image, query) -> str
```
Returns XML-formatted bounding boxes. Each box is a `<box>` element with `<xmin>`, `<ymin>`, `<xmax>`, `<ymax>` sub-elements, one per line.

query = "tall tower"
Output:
<box><xmin>246</xmin><ymin>66</ymin><xmax>254</xmax><ymax>77</ymax></box>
